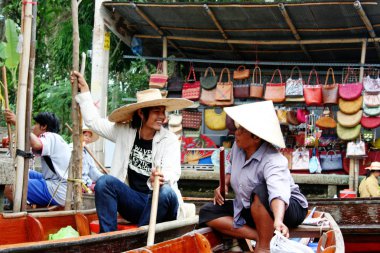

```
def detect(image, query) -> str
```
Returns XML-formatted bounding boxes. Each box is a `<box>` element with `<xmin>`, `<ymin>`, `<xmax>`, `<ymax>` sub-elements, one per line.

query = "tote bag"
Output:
<box><xmin>149</xmin><ymin>62</ymin><xmax>168</xmax><ymax>89</ymax></box>
<box><xmin>216</xmin><ymin>68</ymin><xmax>233</xmax><ymax>101</ymax></box>
<box><xmin>249</xmin><ymin>66</ymin><xmax>264</xmax><ymax>98</ymax></box>
<box><xmin>291</xmin><ymin>148</ymin><xmax>310</xmax><ymax>170</ymax></box>
<box><xmin>200</xmin><ymin>67</ymin><xmax>217</xmax><ymax>90</ymax></box>
<box><xmin>264</xmin><ymin>69</ymin><xmax>286</xmax><ymax>103</ymax></box>
<box><xmin>182</xmin><ymin>66</ymin><xmax>201</xmax><ymax>101</ymax></box>
<box><xmin>322</xmin><ymin>67</ymin><xmax>338</xmax><ymax>105</ymax></box>
<box><xmin>285</xmin><ymin>66</ymin><xmax>304</xmax><ymax>97</ymax></box>
<box><xmin>339</xmin><ymin>68</ymin><xmax>363</xmax><ymax>101</ymax></box>
<box><xmin>320</xmin><ymin>150</ymin><xmax>343</xmax><ymax>171</ymax></box>
<box><xmin>304</xmin><ymin>69</ymin><xmax>322</xmax><ymax>106</ymax></box>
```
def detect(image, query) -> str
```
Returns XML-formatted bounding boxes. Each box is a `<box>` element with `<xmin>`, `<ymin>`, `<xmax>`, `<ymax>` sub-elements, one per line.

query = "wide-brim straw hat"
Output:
<box><xmin>82</xmin><ymin>124</ymin><xmax>99</xmax><ymax>143</ymax></box>
<box><xmin>224</xmin><ymin>101</ymin><xmax>285</xmax><ymax>148</ymax></box>
<box><xmin>365</xmin><ymin>161</ymin><xmax>380</xmax><ymax>171</ymax></box>
<box><xmin>108</xmin><ymin>89</ymin><xmax>194</xmax><ymax>123</ymax></box>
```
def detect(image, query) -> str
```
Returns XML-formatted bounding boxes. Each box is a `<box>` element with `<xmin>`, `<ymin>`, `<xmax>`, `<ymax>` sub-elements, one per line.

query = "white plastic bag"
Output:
<box><xmin>270</xmin><ymin>230</ymin><xmax>314</xmax><ymax>253</ymax></box>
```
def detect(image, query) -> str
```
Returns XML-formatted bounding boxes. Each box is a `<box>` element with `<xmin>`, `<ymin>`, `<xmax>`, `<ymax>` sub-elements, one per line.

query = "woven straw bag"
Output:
<box><xmin>338</xmin><ymin>96</ymin><xmax>362</xmax><ymax>115</ymax></box>
<box><xmin>322</xmin><ymin>67</ymin><xmax>338</xmax><ymax>105</ymax></box>
<box><xmin>337</xmin><ymin>110</ymin><xmax>362</xmax><ymax>127</ymax></box>
<box><xmin>337</xmin><ymin>124</ymin><xmax>361</xmax><ymax>141</ymax></box>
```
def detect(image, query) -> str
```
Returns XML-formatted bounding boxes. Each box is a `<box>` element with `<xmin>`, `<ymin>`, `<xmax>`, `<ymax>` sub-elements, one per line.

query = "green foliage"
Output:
<box><xmin>4</xmin><ymin>19</ymin><xmax>19</xmax><ymax>69</ymax></box>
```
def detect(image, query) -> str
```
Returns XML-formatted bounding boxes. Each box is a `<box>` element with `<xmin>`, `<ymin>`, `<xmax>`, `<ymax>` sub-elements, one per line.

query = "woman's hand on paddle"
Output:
<box><xmin>274</xmin><ymin>220</ymin><xmax>289</xmax><ymax>238</ymax></box>
<box><xmin>70</xmin><ymin>71</ymin><xmax>90</xmax><ymax>93</ymax></box>
<box><xmin>150</xmin><ymin>168</ymin><xmax>165</xmax><ymax>186</ymax></box>
<box><xmin>213</xmin><ymin>185</ymin><xmax>228</xmax><ymax>206</ymax></box>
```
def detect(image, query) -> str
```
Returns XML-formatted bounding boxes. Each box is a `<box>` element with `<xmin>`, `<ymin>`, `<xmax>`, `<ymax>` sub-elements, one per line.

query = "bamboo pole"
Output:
<box><xmin>359</xmin><ymin>40</ymin><xmax>367</xmax><ymax>82</ymax></box>
<box><xmin>13</xmin><ymin>1</ymin><xmax>33</xmax><ymax>213</ymax></box>
<box><xmin>70</xmin><ymin>0</ymin><xmax>83</xmax><ymax>211</ymax></box>
<box><xmin>1</xmin><ymin>66</ymin><xmax>13</xmax><ymax>157</ymax></box>
<box><xmin>162</xmin><ymin>37</ymin><xmax>167</xmax><ymax>76</ymax></box>
<box><xmin>20</xmin><ymin>1</ymin><xmax>37</xmax><ymax>211</ymax></box>
<box><xmin>65</xmin><ymin>123</ymin><xmax>109</xmax><ymax>175</ymax></box>
<box><xmin>219</xmin><ymin>147</ymin><xmax>225</xmax><ymax>201</ymax></box>
<box><xmin>147</xmin><ymin>166</ymin><xmax>161</xmax><ymax>246</ymax></box>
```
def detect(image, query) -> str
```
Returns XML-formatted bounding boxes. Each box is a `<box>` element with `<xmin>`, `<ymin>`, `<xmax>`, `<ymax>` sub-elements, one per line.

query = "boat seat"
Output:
<box><xmin>89</xmin><ymin>219</ymin><xmax>138</xmax><ymax>234</ymax></box>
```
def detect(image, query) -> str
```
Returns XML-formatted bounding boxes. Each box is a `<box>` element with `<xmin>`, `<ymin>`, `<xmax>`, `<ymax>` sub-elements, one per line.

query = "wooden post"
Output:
<box><xmin>162</xmin><ymin>36</ymin><xmax>168</xmax><ymax>75</ymax></box>
<box><xmin>70</xmin><ymin>0</ymin><xmax>83</xmax><ymax>211</ymax></box>
<box><xmin>147</xmin><ymin>166</ymin><xmax>161</xmax><ymax>246</ymax></box>
<box><xmin>21</xmin><ymin>1</ymin><xmax>37</xmax><ymax>211</ymax></box>
<box><xmin>13</xmin><ymin>1</ymin><xmax>32</xmax><ymax>212</ymax></box>
<box><xmin>359</xmin><ymin>40</ymin><xmax>367</xmax><ymax>82</ymax></box>
<box><xmin>1</xmin><ymin>66</ymin><xmax>13</xmax><ymax>157</ymax></box>
<box><xmin>219</xmin><ymin>147</ymin><xmax>225</xmax><ymax>201</ymax></box>
<box><xmin>91</xmin><ymin>0</ymin><xmax>109</xmax><ymax>165</ymax></box>
<box><xmin>348</xmin><ymin>158</ymin><xmax>354</xmax><ymax>190</ymax></box>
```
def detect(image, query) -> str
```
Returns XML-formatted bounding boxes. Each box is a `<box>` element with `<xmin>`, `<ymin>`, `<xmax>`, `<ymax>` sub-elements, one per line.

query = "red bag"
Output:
<box><xmin>182</xmin><ymin>110</ymin><xmax>202</xmax><ymax>129</ymax></box>
<box><xmin>264</xmin><ymin>69</ymin><xmax>286</xmax><ymax>103</ymax></box>
<box><xmin>182</xmin><ymin>66</ymin><xmax>201</xmax><ymax>101</ymax></box>
<box><xmin>296</xmin><ymin>108</ymin><xmax>309</xmax><ymax>123</ymax></box>
<box><xmin>149</xmin><ymin>62</ymin><xmax>168</xmax><ymax>89</ymax></box>
<box><xmin>303</xmin><ymin>69</ymin><xmax>322</xmax><ymax>106</ymax></box>
<box><xmin>361</xmin><ymin>115</ymin><xmax>380</xmax><ymax>129</ymax></box>
<box><xmin>339</xmin><ymin>68</ymin><xmax>363</xmax><ymax>101</ymax></box>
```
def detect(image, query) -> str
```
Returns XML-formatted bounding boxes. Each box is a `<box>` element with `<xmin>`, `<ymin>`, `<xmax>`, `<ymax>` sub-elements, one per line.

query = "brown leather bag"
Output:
<box><xmin>286</xmin><ymin>110</ymin><xmax>300</xmax><ymax>126</ymax></box>
<box><xmin>233</xmin><ymin>65</ymin><xmax>250</xmax><ymax>80</ymax></box>
<box><xmin>322</xmin><ymin>67</ymin><xmax>338</xmax><ymax>105</ymax></box>
<box><xmin>216</xmin><ymin>68</ymin><xmax>233</xmax><ymax>101</ymax></box>
<box><xmin>264</xmin><ymin>69</ymin><xmax>286</xmax><ymax>103</ymax></box>
<box><xmin>249</xmin><ymin>66</ymin><xmax>264</xmax><ymax>98</ymax></box>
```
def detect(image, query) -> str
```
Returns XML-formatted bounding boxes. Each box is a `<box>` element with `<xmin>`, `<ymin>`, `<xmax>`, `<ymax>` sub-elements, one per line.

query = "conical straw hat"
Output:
<box><xmin>224</xmin><ymin>101</ymin><xmax>285</xmax><ymax>148</ymax></box>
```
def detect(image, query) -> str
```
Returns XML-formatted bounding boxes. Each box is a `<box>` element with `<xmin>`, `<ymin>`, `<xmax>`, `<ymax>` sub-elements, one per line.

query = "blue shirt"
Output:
<box><xmin>227</xmin><ymin>142</ymin><xmax>308</xmax><ymax>228</ymax></box>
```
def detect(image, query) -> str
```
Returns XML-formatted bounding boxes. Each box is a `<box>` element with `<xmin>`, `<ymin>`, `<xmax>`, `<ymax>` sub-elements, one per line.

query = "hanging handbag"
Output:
<box><xmin>286</xmin><ymin>110</ymin><xmax>300</xmax><ymax>126</ymax></box>
<box><xmin>337</xmin><ymin>123</ymin><xmax>361</xmax><ymax>141</ymax></box>
<box><xmin>233</xmin><ymin>65</ymin><xmax>250</xmax><ymax>80</ymax></box>
<box><xmin>309</xmin><ymin>148</ymin><xmax>321</xmax><ymax>174</ymax></box>
<box><xmin>339</xmin><ymin>68</ymin><xmax>363</xmax><ymax>101</ymax></box>
<box><xmin>320</xmin><ymin>150</ymin><xmax>343</xmax><ymax>171</ymax></box>
<box><xmin>337</xmin><ymin>110</ymin><xmax>362</xmax><ymax>127</ymax></box>
<box><xmin>363</xmin><ymin>73</ymin><xmax>380</xmax><ymax>93</ymax></box>
<box><xmin>182</xmin><ymin>110</ymin><xmax>202</xmax><ymax>129</ymax></box>
<box><xmin>322</xmin><ymin>67</ymin><xmax>338</xmax><ymax>105</ymax></box>
<box><xmin>361</xmin><ymin>115</ymin><xmax>380</xmax><ymax>129</ymax></box>
<box><xmin>200</xmin><ymin>67</ymin><xmax>218</xmax><ymax>90</ymax></box>
<box><xmin>167</xmin><ymin>65</ymin><xmax>184</xmax><ymax>92</ymax></box>
<box><xmin>291</xmin><ymin>148</ymin><xmax>310</xmax><ymax>170</ymax></box>
<box><xmin>216</xmin><ymin>68</ymin><xmax>233</xmax><ymax>101</ymax></box>
<box><xmin>338</xmin><ymin>96</ymin><xmax>362</xmax><ymax>115</ymax></box>
<box><xmin>182</xmin><ymin>66</ymin><xmax>201</xmax><ymax>101</ymax></box>
<box><xmin>304</xmin><ymin>69</ymin><xmax>322</xmax><ymax>106</ymax></box>
<box><xmin>363</xmin><ymin>102</ymin><xmax>380</xmax><ymax>116</ymax></box>
<box><xmin>249</xmin><ymin>66</ymin><xmax>264</xmax><ymax>98</ymax></box>
<box><xmin>200</xmin><ymin>88</ymin><xmax>234</xmax><ymax>107</ymax></box>
<box><xmin>346</xmin><ymin>138</ymin><xmax>366</xmax><ymax>157</ymax></box>
<box><xmin>149</xmin><ymin>62</ymin><xmax>168</xmax><ymax>89</ymax></box>
<box><xmin>205</xmin><ymin>108</ymin><xmax>227</xmax><ymax>131</ymax></box>
<box><xmin>296</xmin><ymin>108</ymin><xmax>309</xmax><ymax>123</ymax></box>
<box><xmin>316</xmin><ymin>107</ymin><xmax>337</xmax><ymax>129</ymax></box>
<box><xmin>233</xmin><ymin>80</ymin><xmax>250</xmax><ymax>98</ymax></box>
<box><xmin>264</xmin><ymin>69</ymin><xmax>286</xmax><ymax>103</ymax></box>
<box><xmin>276</xmin><ymin>108</ymin><xmax>288</xmax><ymax>125</ymax></box>
<box><xmin>363</xmin><ymin>92</ymin><xmax>380</xmax><ymax>107</ymax></box>
<box><xmin>285</xmin><ymin>66</ymin><xmax>304</xmax><ymax>97</ymax></box>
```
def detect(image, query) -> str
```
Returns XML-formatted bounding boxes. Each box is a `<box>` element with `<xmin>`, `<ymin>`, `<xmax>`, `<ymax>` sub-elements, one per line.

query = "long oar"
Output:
<box><xmin>1</xmin><ymin>66</ymin><xmax>13</xmax><ymax>156</ymax></box>
<box><xmin>219</xmin><ymin>147</ymin><xmax>225</xmax><ymax>201</ymax></box>
<box><xmin>65</xmin><ymin>123</ymin><xmax>108</xmax><ymax>175</ymax></box>
<box><xmin>147</xmin><ymin>165</ymin><xmax>161</xmax><ymax>246</ymax></box>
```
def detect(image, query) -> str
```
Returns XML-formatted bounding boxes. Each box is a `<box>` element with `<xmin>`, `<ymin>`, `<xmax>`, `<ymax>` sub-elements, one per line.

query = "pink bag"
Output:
<box><xmin>297</xmin><ymin>108</ymin><xmax>309</xmax><ymax>123</ymax></box>
<box><xmin>182</xmin><ymin>66</ymin><xmax>201</xmax><ymax>101</ymax></box>
<box><xmin>339</xmin><ymin>68</ymin><xmax>363</xmax><ymax>101</ymax></box>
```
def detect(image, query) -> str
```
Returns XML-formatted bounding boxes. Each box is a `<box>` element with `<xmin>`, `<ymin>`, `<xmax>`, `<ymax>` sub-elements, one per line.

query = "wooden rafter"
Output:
<box><xmin>278</xmin><ymin>3</ymin><xmax>312</xmax><ymax>61</ymax></box>
<box><xmin>130</xmin><ymin>3</ymin><xmax>185</xmax><ymax>57</ymax></box>
<box><xmin>354</xmin><ymin>0</ymin><xmax>380</xmax><ymax>60</ymax></box>
<box><xmin>134</xmin><ymin>34</ymin><xmax>379</xmax><ymax>45</ymax></box>
<box><xmin>101</xmin><ymin>6</ymin><xmax>132</xmax><ymax>46</ymax></box>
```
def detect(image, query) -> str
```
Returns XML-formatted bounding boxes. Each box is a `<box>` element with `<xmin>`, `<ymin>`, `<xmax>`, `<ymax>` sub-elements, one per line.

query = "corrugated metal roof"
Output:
<box><xmin>103</xmin><ymin>1</ymin><xmax>380</xmax><ymax>64</ymax></box>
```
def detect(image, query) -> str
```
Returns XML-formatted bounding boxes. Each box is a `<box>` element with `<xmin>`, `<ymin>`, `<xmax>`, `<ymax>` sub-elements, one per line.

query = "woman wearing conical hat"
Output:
<box><xmin>359</xmin><ymin>162</ymin><xmax>380</xmax><ymax>197</ymax></box>
<box><xmin>71</xmin><ymin>71</ymin><xmax>193</xmax><ymax>233</ymax></box>
<box><xmin>199</xmin><ymin>101</ymin><xmax>308</xmax><ymax>253</ymax></box>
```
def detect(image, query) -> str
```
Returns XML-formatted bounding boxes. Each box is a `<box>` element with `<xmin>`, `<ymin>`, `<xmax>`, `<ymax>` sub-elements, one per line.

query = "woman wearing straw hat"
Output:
<box><xmin>359</xmin><ymin>162</ymin><xmax>380</xmax><ymax>197</ymax></box>
<box><xmin>70</xmin><ymin>71</ymin><xmax>193</xmax><ymax>233</ymax></box>
<box><xmin>199</xmin><ymin>101</ymin><xmax>308</xmax><ymax>253</ymax></box>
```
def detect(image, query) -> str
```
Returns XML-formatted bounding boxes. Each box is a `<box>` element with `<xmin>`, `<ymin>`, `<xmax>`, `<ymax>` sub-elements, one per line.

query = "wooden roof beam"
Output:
<box><xmin>354</xmin><ymin>0</ymin><xmax>380</xmax><ymax>60</ymax></box>
<box><xmin>134</xmin><ymin>34</ymin><xmax>377</xmax><ymax>45</ymax></box>
<box><xmin>203</xmin><ymin>4</ymin><xmax>236</xmax><ymax>53</ymax></box>
<box><xmin>278</xmin><ymin>3</ymin><xmax>312</xmax><ymax>61</ymax></box>
<box><xmin>101</xmin><ymin>6</ymin><xmax>132</xmax><ymax>46</ymax></box>
<box><xmin>131</xmin><ymin>3</ymin><xmax>185</xmax><ymax>57</ymax></box>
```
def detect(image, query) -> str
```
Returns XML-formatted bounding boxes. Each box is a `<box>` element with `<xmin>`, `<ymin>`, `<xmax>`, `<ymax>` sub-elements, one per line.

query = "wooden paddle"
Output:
<box><xmin>219</xmin><ymin>147</ymin><xmax>225</xmax><ymax>201</ymax></box>
<box><xmin>147</xmin><ymin>165</ymin><xmax>161</xmax><ymax>246</ymax></box>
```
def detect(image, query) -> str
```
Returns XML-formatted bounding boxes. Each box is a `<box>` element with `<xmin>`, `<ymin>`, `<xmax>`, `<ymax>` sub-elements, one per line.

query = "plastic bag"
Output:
<box><xmin>49</xmin><ymin>226</ymin><xmax>80</xmax><ymax>240</ymax></box>
<box><xmin>270</xmin><ymin>231</ymin><xmax>314</xmax><ymax>253</ymax></box>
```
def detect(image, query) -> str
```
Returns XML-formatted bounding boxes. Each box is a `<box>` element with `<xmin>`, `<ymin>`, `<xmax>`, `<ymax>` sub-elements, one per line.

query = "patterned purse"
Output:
<box><xmin>182</xmin><ymin>110</ymin><xmax>202</xmax><ymax>129</ymax></box>
<box><xmin>286</xmin><ymin>66</ymin><xmax>304</xmax><ymax>97</ymax></box>
<box><xmin>216</xmin><ymin>68</ymin><xmax>233</xmax><ymax>101</ymax></box>
<box><xmin>182</xmin><ymin>66</ymin><xmax>201</xmax><ymax>101</ymax></box>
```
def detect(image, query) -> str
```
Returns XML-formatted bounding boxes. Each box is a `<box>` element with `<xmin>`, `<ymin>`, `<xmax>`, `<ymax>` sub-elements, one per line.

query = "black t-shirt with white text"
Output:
<box><xmin>128</xmin><ymin>133</ymin><xmax>153</xmax><ymax>194</ymax></box>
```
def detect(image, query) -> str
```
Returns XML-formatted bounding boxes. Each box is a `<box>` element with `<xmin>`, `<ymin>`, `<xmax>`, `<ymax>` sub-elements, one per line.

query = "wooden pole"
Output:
<box><xmin>146</xmin><ymin>166</ymin><xmax>161</xmax><ymax>246</ymax></box>
<box><xmin>13</xmin><ymin>1</ymin><xmax>33</xmax><ymax>212</ymax></box>
<box><xmin>1</xmin><ymin>66</ymin><xmax>13</xmax><ymax>157</ymax></box>
<box><xmin>359</xmin><ymin>40</ymin><xmax>367</xmax><ymax>82</ymax></box>
<box><xmin>65</xmin><ymin>123</ymin><xmax>108</xmax><ymax>175</ymax></box>
<box><xmin>219</xmin><ymin>147</ymin><xmax>225</xmax><ymax>201</ymax></box>
<box><xmin>70</xmin><ymin>0</ymin><xmax>83</xmax><ymax>211</ymax></box>
<box><xmin>162</xmin><ymin>37</ymin><xmax>167</xmax><ymax>76</ymax></box>
<box><xmin>21</xmin><ymin>1</ymin><xmax>37</xmax><ymax>211</ymax></box>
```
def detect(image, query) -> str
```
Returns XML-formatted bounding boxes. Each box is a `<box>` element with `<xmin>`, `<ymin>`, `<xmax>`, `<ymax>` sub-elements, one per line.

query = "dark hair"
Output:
<box><xmin>131</xmin><ymin>107</ymin><xmax>151</xmax><ymax>129</ymax></box>
<box><xmin>366</xmin><ymin>169</ymin><xmax>374</xmax><ymax>178</ymax></box>
<box><xmin>33</xmin><ymin>112</ymin><xmax>60</xmax><ymax>133</ymax></box>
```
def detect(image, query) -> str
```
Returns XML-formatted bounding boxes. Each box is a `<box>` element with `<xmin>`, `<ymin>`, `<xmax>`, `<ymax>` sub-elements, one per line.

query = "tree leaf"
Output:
<box><xmin>4</xmin><ymin>19</ymin><xmax>19</xmax><ymax>69</ymax></box>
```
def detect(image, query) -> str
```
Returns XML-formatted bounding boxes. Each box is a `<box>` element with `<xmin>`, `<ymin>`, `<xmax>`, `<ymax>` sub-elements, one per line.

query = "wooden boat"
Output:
<box><xmin>0</xmin><ymin>208</ymin><xmax>199</xmax><ymax>253</ymax></box>
<box><xmin>308</xmin><ymin>197</ymin><xmax>380</xmax><ymax>253</ymax></box>
<box><xmin>127</xmin><ymin>211</ymin><xmax>344</xmax><ymax>253</ymax></box>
